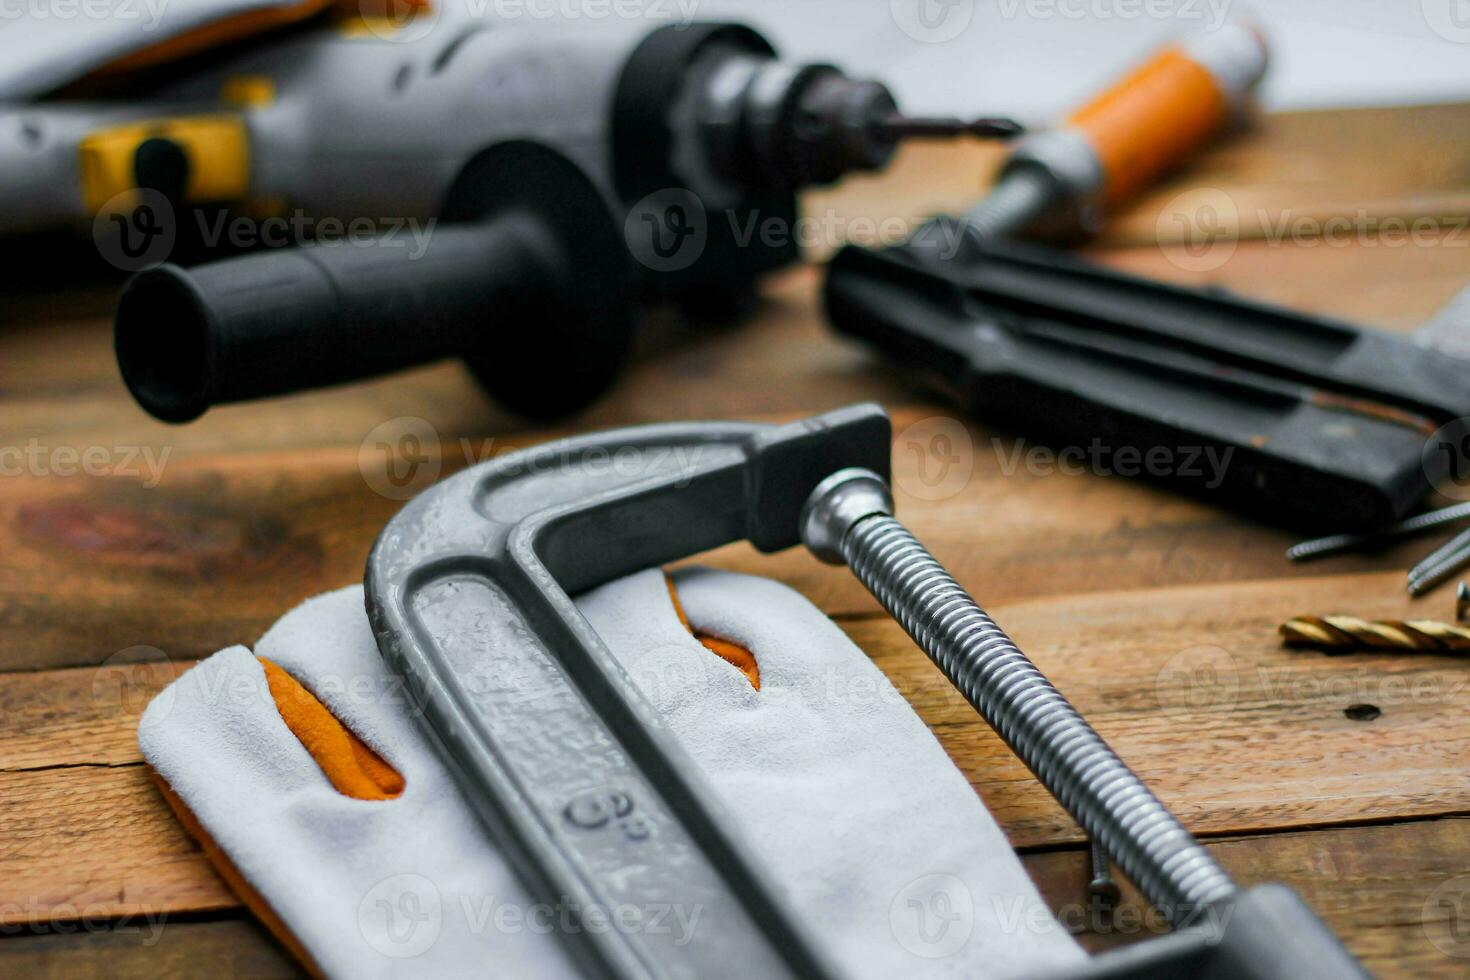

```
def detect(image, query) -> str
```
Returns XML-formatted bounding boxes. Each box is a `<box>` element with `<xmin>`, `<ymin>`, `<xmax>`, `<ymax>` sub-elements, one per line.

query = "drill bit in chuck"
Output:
<box><xmin>872</xmin><ymin>114</ymin><xmax>1025</xmax><ymax>140</ymax></box>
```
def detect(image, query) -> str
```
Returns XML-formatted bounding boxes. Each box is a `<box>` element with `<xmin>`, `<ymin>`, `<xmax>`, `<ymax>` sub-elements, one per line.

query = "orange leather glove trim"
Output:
<box><xmin>149</xmin><ymin>655</ymin><xmax>404</xmax><ymax>975</ymax></box>
<box><xmin>154</xmin><ymin>578</ymin><xmax>750</xmax><ymax>978</ymax></box>
<box><xmin>665</xmin><ymin>575</ymin><xmax>761</xmax><ymax>690</ymax></box>
<box><xmin>96</xmin><ymin>1</ymin><xmax>337</xmax><ymax>76</ymax></box>
<box><xmin>151</xmin><ymin>770</ymin><xmax>324</xmax><ymax>979</ymax></box>
<box><xmin>257</xmin><ymin>657</ymin><xmax>404</xmax><ymax>801</ymax></box>
<box><xmin>93</xmin><ymin>0</ymin><xmax>432</xmax><ymax>78</ymax></box>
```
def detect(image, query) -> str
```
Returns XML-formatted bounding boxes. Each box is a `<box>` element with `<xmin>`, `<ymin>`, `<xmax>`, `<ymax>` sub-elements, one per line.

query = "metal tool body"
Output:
<box><xmin>1281</xmin><ymin>281</ymin><xmax>1470</xmax><ymax>575</ymax></box>
<box><xmin>366</xmin><ymin>403</ymin><xmax>1364</xmax><ymax>978</ymax></box>
<box><xmin>98</xmin><ymin>18</ymin><xmax>1018</xmax><ymax>421</ymax></box>
<box><xmin>814</xmin><ymin>20</ymin><xmax>1469</xmax><ymax>530</ymax></box>
<box><xmin>19</xmin><ymin>18</ymin><xmax>1014</xmax><ymax>304</ymax></box>
<box><xmin>364</xmin><ymin>405</ymin><xmax>893</xmax><ymax>979</ymax></box>
<box><xmin>0</xmin><ymin>102</ymin><xmax>232</xmax><ymax>237</ymax></box>
<box><xmin>114</xmin><ymin>19</ymin><xmax>806</xmax><ymax>301</ymax></box>
<box><xmin>1088</xmin><ymin>838</ymin><xmax>1121</xmax><ymax>910</ymax></box>
<box><xmin>1408</xmin><ymin>527</ymin><xmax>1470</xmax><ymax>596</ymax></box>
<box><xmin>826</xmin><ymin>232</ymin><xmax>1470</xmax><ymax>529</ymax></box>
<box><xmin>1287</xmin><ymin>501</ymin><xmax>1470</xmax><ymax>562</ymax></box>
<box><xmin>801</xmin><ymin>466</ymin><xmax>1235</xmax><ymax>916</ymax></box>
<box><xmin>69</xmin><ymin>20</ymin><xmax>789</xmax><ymax>311</ymax></box>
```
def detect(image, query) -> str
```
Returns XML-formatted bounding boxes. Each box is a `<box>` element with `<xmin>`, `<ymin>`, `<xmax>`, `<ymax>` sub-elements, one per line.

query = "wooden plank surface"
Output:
<box><xmin>6</xmin><ymin>566</ymin><xmax>1468</xmax><ymax>874</ymax></box>
<box><xmin>0</xmin><ymin>917</ymin><xmax>300</xmax><ymax>979</ymax></box>
<box><xmin>3</xmin><ymin>100</ymin><xmax>1469</xmax><ymax>975</ymax></box>
<box><xmin>806</xmin><ymin>101</ymin><xmax>1470</xmax><ymax>255</ymax></box>
<box><xmin>5</xmin><ymin>568</ymin><xmax>1470</xmax><ymax>976</ymax></box>
<box><xmin>4</xmin><ymin>820</ymin><xmax>1466</xmax><ymax>979</ymax></box>
<box><xmin>7</xmin><ymin>225</ymin><xmax>1470</xmax><ymax>670</ymax></box>
<box><xmin>8</xmin><ymin>396</ymin><xmax>1464</xmax><ymax>672</ymax></box>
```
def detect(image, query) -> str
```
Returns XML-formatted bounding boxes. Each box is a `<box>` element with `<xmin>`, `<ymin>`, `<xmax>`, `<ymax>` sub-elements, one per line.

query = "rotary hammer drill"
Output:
<box><xmin>10</xmin><ymin>15</ymin><xmax>1015</xmax><ymax>419</ymax></box>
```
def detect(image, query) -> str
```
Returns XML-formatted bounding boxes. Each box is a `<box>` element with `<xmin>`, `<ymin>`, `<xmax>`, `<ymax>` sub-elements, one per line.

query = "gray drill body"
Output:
<box><xmin>0</xmin><ymin>102</ymin><xmax>213</xmax><ymax>235</ymax></box>
<box><xmin>4</xmin><ymin>17</ymin><xmax>917</xmax><ymax>249</ymax></box>
<box><xmin>0</xmin><ymin>20</ymin><xmax>645</xmax><ymax>235</ymax></box>
<box><xmin>168</xmin><ymin>21</ymin><xmax>641</xmax><ymax>222</ymax></box>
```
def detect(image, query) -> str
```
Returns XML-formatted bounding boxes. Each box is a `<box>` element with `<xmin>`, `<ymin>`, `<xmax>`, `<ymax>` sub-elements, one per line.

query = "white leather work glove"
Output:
<box><xmin>140</xmin><ymin>567</ymin><xmax>1083</xmax><ymax>978</ymax></box>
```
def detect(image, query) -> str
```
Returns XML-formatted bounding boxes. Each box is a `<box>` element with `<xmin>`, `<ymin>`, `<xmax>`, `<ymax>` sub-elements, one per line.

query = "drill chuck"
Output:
<box><xmin>736</xmin><ymin>62</ymin><xmax>903</xmax><ymax>189</ymax></box>
<box><xmin>704</xmin><ymin>58</ymin><xmax>1022</xmax><ymax>194</ymax></box>
<box><xmin>652</xmin><ymin>26</ymin><xmax>1020</xmax><ymax>207</ymax></box>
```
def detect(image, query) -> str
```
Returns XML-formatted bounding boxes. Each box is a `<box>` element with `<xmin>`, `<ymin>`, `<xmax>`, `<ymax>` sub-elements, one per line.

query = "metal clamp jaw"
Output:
<box><xmin>365</xmin><ymin>403</ymin><xmax>1365</xmax><ymax>979</ymax></box>
<box><xmin>365</xmin><ymin>404</ymin><xmax>889</xmax><ymax>979</ymax></box>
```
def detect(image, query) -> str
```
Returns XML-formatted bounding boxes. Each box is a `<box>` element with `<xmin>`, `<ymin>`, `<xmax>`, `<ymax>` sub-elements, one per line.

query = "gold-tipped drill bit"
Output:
<box><xmin>1280</xmin><ymin>615</ymin><xmax>1470</xmax><ymax>652</ymax></box>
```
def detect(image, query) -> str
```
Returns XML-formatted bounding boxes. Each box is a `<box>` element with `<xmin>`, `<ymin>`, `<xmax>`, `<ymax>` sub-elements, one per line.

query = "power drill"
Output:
<box><xmin>63</xmin><ymin>16</ymin><xmax>1018</xmax><ymax>419</ymax></box>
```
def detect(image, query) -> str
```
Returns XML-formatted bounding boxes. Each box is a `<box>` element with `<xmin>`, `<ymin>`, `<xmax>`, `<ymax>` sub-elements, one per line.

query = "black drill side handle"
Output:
<box><xmin>825</xmin><ymin>226</ymin><xmax>1470</xmax><ymax>530</ymax></box>
<box><xmin>115</xmin><ymin>141</ymin><xmax>636</xmax><ymax>423</ymax></box>
<box><xmin>115</xmin><ymin>221</ymin><xmax>539</xmax><ymax>422</ymax></box>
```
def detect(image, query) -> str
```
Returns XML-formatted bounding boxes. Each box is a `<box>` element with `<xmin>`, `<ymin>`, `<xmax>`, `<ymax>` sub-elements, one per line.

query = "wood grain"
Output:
<box><xmin>0</xmin><ymin>657</ymin><xmax>187</xmax><ymax>770</ymax></box>
<box><xmin>0</xmin><ymin>765</ymin><xmax>235</xmax><ymax>929</ymax></box>
<box><xmin>6</xmin><ymin>817</ymin><xmax>1464</xmax><ymax>980</ymax></box>
<box><xmin>0</xmin><ymin>916</ymin><xmax>300</xmax><ymax>979</ymax></box>
<box><xmin>3</xmin><ymin>100</ymin><xmax>1469</xmax><ymax>973</ymax></box>
<box><xmin>5</xmin><ymin>222</ymin><xmax>1468</xmax><ymax>452</ymax></box>
<box><xmin>1024</xmin><ymin>817</ymin><xmax>1470</xmax><ymax>978</ymax></box>
<box><xmin>8</xmin><ymin>388</ymin><xmax>1467</xmax><ymax>671</ymax></box>
<box><xmin>854</xmin><ymin>570</ymin><xmax>1470</xmax><ymax>847</ymax></box>
<box><xmin>3</xmin><ymin>819</ymin><xmax>1465</xmax><ymax>979</ymax></box>
<box><xmin>805</xmin><ymin>101</ymin><xmax>1470</xmax><ymax>256</ymax></box>
<box><xmin>3</xmin><ymin>169</ymin><xmax>1466</xmax><ymax>672</ymax></box>
<box><xmin>4</xmin><ymin>567</ymin><xmax>1467</xmax><ymax>926</ymax></box>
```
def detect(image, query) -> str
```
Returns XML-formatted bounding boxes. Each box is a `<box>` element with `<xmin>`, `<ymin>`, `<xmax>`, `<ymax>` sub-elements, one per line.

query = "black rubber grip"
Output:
<box><xmin>115</xmin><ymin>220</ymin><xmax>538</xmax><ymax>422</ymax></box>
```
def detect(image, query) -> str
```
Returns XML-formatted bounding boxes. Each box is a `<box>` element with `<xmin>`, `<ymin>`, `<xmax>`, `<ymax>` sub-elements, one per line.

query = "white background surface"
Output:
<box><xmin>3</xmin><ymin>0</ymin><xmax>1466</xmax><ymax>115</ymax></box>
<box><xmin>681</xmin><ymin>0</ymin><xmax>1470</xmax><ymax>121</ymax></box>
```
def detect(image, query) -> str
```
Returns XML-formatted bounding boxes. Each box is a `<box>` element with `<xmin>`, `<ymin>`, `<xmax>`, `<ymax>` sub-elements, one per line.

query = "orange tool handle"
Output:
<box><xmin>1067</xmin><ymin>27</ymin><xmax>1267</xmax><ymax>207</ymax></box>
